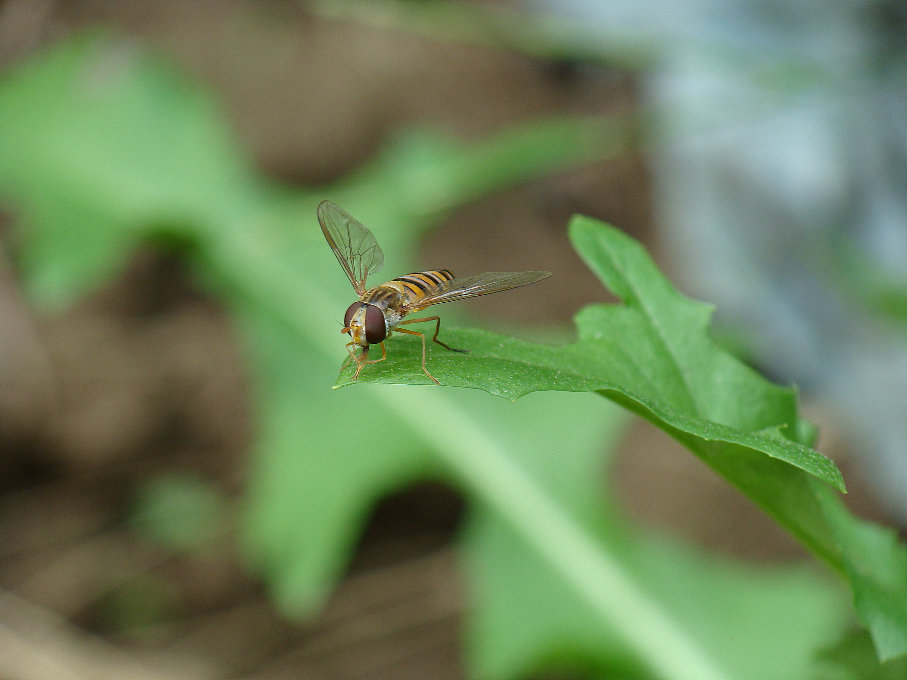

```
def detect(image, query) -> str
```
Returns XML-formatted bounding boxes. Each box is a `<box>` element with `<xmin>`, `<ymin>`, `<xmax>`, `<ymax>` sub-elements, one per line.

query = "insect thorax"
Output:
<box><xmin>364</xmin><ymin>284</ymin><xmax>404</xmax><ymax>310</ymax></box>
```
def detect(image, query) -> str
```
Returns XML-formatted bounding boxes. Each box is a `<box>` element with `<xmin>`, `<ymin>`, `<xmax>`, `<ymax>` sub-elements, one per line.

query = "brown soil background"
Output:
<box><xmin>0</xmin><ymin>2</ymin><xmax>889</xmax><ymax>679</ymax></box>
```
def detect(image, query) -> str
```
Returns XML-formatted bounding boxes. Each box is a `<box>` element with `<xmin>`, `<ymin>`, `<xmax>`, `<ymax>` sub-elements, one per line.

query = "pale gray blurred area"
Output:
<box><xmin>529</xmin><ymin>0</ymin><xmax>907</xmax><ymax>521</ymax></box>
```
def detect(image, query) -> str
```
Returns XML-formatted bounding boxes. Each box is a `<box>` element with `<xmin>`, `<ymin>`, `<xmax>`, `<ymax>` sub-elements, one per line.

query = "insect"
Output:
<box><xmin>319</xmin><ymin>200</ymin><xmax>551</xmax><ymax>385</ymax></box>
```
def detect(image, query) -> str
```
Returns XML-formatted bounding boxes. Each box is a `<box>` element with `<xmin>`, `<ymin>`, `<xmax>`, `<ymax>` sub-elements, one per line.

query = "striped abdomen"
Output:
<box><xmin>392</xmin><ymin>269</ymin><xmax>455</xmax><ymax>304</ymax></box>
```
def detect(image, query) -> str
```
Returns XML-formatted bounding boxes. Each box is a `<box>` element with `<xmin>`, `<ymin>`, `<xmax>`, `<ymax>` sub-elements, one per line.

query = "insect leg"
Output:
<box><xmin>398</xmin><ymin>316</ymin><xmax>468</xmax><ymax>354</ymax></box>
<box><xmin>341</xmin><ymin>341</ymin><xmax>357</xmax><ymax>373</ymax></box>
<box><xmin>351</xmin><ymin>342</ymin><xmax>387</xmax><ymax>380</ymax></box>
<box><xmin>395</xmin><ymin>327</ymin><xmax>440</xmax><ymax>385</ymax></box>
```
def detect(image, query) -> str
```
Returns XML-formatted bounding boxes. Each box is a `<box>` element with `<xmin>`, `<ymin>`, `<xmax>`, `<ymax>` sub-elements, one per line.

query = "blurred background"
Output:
<box><xmin>0</xmin><ymin>1</ymin><xmax>905</xmax><ymax>679</ymax></box>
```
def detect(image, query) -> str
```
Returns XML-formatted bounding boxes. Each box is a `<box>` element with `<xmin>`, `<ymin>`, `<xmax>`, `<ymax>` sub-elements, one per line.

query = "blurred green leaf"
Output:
<box><xmin>457</xmin><ymin>384</ymin><xmax>846</xmax><ymax>680</ymax></box>
<box><xmin>816</xmin><ymin>629</ymin><xmax>907</xmax><ymax>680</ymax></box>
<box><xmin>466</xmin><ymin>520</ymin><xmax>846</xmax><ymax>680</ymax></box>
<box><xmin>0</xmin><ymin>33</ymin><xmax>256</xmax><ymax>308</ymax></box>
<box><xmin>130</xmin><ymin>474</ymin><xmax>227</xmax><ymax>553</ymax></box>
<box><xmin>95</xmin><ymin>575</ymin><xmax>181</xmax><ymax>637</ymax></box>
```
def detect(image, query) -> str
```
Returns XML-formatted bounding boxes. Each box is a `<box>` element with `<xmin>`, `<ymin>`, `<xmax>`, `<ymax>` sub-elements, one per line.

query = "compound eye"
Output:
<box><xmin>343</xmin><ymin>302</ymin><xmax>363</xmax><ymax>330</ymax></box>
<box><xmin>364</xmin><ymin>304</ymin><xmax>387</xmax><ymax>344</ymax></box>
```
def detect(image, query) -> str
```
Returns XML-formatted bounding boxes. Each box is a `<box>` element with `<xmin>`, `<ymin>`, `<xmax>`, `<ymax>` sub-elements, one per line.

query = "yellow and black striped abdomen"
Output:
<box><xmin>392</xmin><ymin>269</ymin><xmax>454</xmax><ymax>303</ymax></box>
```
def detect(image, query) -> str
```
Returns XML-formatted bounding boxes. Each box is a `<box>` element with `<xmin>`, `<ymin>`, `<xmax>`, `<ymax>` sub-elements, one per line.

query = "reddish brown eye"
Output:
<box><xmin>364</xmin><ymin>304</ymin><xmax>387</xmax><ymax>344</ymax></box>
<box><xmin>343</xmin><ymin>302</ymin><xmax>363</xmax><ymax>330</ymax></box>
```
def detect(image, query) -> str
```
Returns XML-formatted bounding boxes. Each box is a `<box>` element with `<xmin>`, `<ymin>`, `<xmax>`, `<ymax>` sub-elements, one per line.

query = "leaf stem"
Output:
<box><xmin>382</xmin><ymin>387</ymin><xmax>739</xmax><ymax>680</ymax></box>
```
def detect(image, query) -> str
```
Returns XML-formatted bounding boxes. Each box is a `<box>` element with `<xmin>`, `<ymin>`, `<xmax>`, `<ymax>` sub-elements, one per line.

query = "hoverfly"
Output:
<box><xmin>318</xmin><ymin>200</ymin><xmax>551</xmax><ymax>385</ymax></box>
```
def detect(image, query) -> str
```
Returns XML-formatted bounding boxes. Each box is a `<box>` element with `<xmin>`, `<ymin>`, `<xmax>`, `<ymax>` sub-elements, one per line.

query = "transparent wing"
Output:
<box><xmin>403</xmin><ymin>271</ymin><xmax>551</xmax><ymax>312</ymax></box>
<box><xmin>318</xmin><ymin>200</ymin><xmax>384</xmax><ymax>296</ymax></box>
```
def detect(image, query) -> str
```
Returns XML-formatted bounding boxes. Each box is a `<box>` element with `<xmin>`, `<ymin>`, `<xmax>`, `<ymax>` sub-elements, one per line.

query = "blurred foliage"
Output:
<box><xmin>130</xmin><ymin>474</ymin><xmax>228</xmax><ymax>553</ymax></box>
<box><xmin>817</xmin><ymin>630</ymin><xmax>907</xmax><ymax>680</ymax></box>
<box><xmin>93</xmin><ymin>574</ymin><xmax>182</xmax><ymax>638</ymax></box>
<box><xmin>0</xmin><ymin>29</ymin><xmax>905</xmax><ymax>680</ymax></box>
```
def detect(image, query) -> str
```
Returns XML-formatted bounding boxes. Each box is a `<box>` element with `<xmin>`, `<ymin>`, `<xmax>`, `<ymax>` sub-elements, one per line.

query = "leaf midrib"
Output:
<box><xmin>591</xmin><ymin>230</ymin><xmax>704</xmax><ymax>418</ymax></box>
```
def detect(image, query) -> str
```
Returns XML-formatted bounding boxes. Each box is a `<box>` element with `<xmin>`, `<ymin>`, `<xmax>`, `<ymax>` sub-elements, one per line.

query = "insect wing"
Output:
<box><xmin>318</xmin><ymin>200</ymin><xmax>384</xmax><ymax>296</ymax></box>
<box><xmin>403</xmin><ymin>271</ymin><xmax>551</xmax><ymax>312</ymax></box>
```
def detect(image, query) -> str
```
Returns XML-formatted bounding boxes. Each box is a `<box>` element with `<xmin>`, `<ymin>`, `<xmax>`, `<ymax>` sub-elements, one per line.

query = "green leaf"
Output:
<box><xmin>816</xmin><ymin>485</ymin><xmax>907</xmax><ymax>662</ymax></box>
<box><xmin>338</xmin><ymin>218</ymin><xmax>845</xmax><ymax>554</ymax></box>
